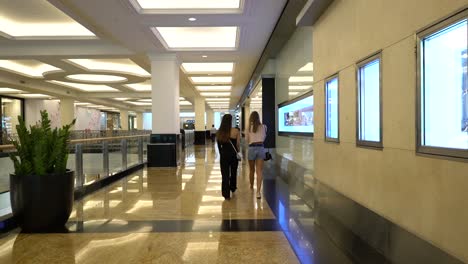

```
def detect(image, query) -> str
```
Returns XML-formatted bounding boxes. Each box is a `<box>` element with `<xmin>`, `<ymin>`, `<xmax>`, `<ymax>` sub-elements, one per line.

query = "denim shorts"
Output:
<box><xmin>248</xmin><ymin>145</ymin><xmax>265</xmax><ymax>160</ymax></box>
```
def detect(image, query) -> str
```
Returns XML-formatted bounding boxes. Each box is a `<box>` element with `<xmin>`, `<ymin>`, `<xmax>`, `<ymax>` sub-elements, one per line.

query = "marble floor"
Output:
<box><xmin>0</xmin><ymin>144</ymin><xmax>300</xmax><ymax>264</ymax></box>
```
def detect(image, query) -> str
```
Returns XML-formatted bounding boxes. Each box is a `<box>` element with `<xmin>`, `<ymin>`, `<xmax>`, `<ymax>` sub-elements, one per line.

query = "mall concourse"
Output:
<box><xmin>0</xmin><ymin>0</ymin><xmax>467</xmax><ymax>263</ymax></box>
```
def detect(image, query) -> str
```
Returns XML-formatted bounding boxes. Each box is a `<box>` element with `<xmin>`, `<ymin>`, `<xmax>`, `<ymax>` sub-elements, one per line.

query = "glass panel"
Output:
<box><xmin>127</xmin><ymin>137</ymin><xmax>139</xmax><ymax>167</ymax></box>
<box><xmin>422</xmin><ymin>19</ymin><xmax>468</xmax><ymax>149</ymax></box>
<box><xmin>358</xmin><ymin>58</ymin><xmax>381</xmax><ymax>142</ymax></box>
<box><xmin>325</xmin><ymin>77</ymin><xmax>339</xmax><ymax>139</ymax></box>
<box><xmin>109</xmin><ymin>138</ymin><xmax>123</xmax><ymax>174</ymax></box>
<box><xmin>0</xmin><ymin>155</ymin><xmax>14</xmax><ymax>193</ymax></box>
<box><xmin>82</xmin><ymin>142</ymin><xmax>105</xmax><ymax>185</ymax></box>
<box><xmin>143</xmin><ymin>136</ymin><xmax>148</xmax><ymax>162</ymax></box>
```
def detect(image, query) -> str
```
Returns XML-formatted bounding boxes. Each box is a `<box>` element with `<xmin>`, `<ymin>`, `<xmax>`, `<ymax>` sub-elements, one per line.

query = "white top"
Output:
<box><xmin>246</xmin><ymin>124</ymin><xmax>266</xmax><ymax>144</ymax></box>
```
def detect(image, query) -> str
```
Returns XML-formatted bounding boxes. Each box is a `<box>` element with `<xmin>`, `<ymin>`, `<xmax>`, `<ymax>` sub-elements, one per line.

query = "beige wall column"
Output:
<box><xmin>136</xmin><ymin>112</ymin><xmax>143</xmax><ymax>130</ymax></box>
<box><xmin>206</xmin><ymin>109</ymin><xmax>214</xmax><ymax>128</ymax></box>
<box><xmin>194</xmin><ymin>96</ymin><xmax>206</xmax><ymax>145</ymax></box>
<box><xmin>120</xmin><ymin>109</ymin><xmax>128</xmax><ymax>130</ymax></box>
<box><xmin>60</xmin><ymin>98</ymin><xmax>75</xmax><ymax>128</ymax></box>
<box><xmin>243</xmin><ymin>105</ymin><xmax>250</xmax><ymax>131</ymax></box>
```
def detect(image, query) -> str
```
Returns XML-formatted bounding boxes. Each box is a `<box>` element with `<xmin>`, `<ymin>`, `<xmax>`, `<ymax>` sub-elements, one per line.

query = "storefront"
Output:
<box><xmin>0</xmin><ymin>96</ymin><xmax>24</xmax><ymax>145</ymax></box>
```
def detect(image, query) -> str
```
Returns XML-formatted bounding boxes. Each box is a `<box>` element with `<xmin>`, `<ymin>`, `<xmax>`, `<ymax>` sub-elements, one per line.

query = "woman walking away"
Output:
<box><xmin>246</xmin><ymin>111</ymin><xmax>266</xmax><ymax>199</ymax></box>
<box><xmin>216</xmin><ymin>114</ymin><xmax>240</xmax><ymax>200</ymax></box>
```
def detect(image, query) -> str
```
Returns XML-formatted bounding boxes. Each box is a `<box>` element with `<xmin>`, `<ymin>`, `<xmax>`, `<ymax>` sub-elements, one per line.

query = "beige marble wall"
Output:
<box><xmin>313</xmin><ymin>0</ymin><xmax>468</xmax><ymax>262</ymax></box>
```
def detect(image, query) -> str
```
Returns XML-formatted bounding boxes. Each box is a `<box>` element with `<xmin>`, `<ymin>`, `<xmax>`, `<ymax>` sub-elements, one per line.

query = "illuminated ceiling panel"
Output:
<box><xmin>205</xmin><ymin>98</ymin><xmax>230</xmax><ymax>101</ymax></box>
<box><xmin>0</xmin><ymin>1</ymin><xmax>95</xmax><ymax>39</ymax></box>
<box><xmin>298</xmin><ymin>62</ymin><xmax>314</xmax><ymax>72</ymax></box>
<box><xmin>67</xmin><ymin>74</ymin><xmax>127</xmax><ymax>82</ymax></box>
<box><xmin>0</xmin><ymin>60</ymin><xmax>60</xmax><ymax>78</ymax></box>
<box><xmin>190</xmin><ymin>76</ymin><xmax>232</xmax><ymax>84</ymax></box>
<box><xmin>200</xmin><ymin>92</ymin><xmax>230</xmax><ymax>97</ymax></box>
<box><xmin>181</xmin><ymin>63</ymin><xmax>234</xmax><ymax>73</ymax></box>
<box><xmin>125</xmin><ymin>80</ymin><xmax>151</xmax><ymax>91</ymax></box>
<box><xmin>0</xmin><ymin>88</ymin><xmax>22</xmax><ymax>93</ymax></box>
<box><xmin>136</xmin><ymin>0</ymin><xmax>240</xmax><ymax>9</ymax></box>
<box><xmin>289</xmin><ymin>85</ymin><xmax>312</xmax><ymax>91</ymax></box>
<box><xmin>196</xmin><ymin>86</ymin><xmax>231</xmax><ymax>91</ymax></box>
<box><xmin>289</xmin><ymin>76</ymin><xmax>314</xmax><ymax>83</ymax></box>
<box><xmin>153</xmin><ymin>27</ymin><xmax>238</xmax><ymax>50</ymax></box>
<box><xmin>66</xmin><ymin>59</ymin><xmax>150</xmax><ymax>77</ymax></box>
<box><xmin>20</xmin><ymin>94</ymin><xmax>50</xmax><ymax>98</ymax></box>
<box><xmin>49</xmin><ymin>81</ymin><xmax>119</xmax><ymax>92</ymax></box>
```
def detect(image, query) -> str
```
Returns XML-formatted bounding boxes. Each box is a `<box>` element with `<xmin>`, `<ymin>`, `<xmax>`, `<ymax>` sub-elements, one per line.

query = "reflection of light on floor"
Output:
<box><xmin>109</xmin><ymin>187</ymin><xmax>123</xmax><ymax>194</ymax></box>
<box><xmin>0</xmin><ymin>234</ymin><xmax>17</xmax><ymax>258</ymax></box>
<box><xmin>205</xmin><ymin>186</ymin><xmax>220</xmax><ymax>191</ymax></box>
<box><xmin>75</xmin><ymin>233</ymin><xmax>147</xmax><ymax>263</ymax></box>
<box><xmin>125</xmin><ymin>200</ymin><xmax>153</xmax><ymax>214</ymax></box>
<box><xmin>182</xmin><ymin>242</ymin><xmax>219</xmax><ymax>261</ymax></box>
<box><xmin>197</xmin><ymin>205</ymin><xmax>221</xmax><ymax>214</ymax></box>
<box><xmin>202</xmin><ymin>195</ymin><xmax>224</xmax><ymax>202</ymax></box>
<box><xmin>109</xmin><ymin>200</ymin><xmax>122</xmax><ymax>207</ymax></box>
<box><xmin>126</xmin><ymin>189</ymin><xmax>140</xmax><ymax>193</ymax></box>
<box><xmin>208</xmin><ymin>179</ymin><xmax>222</xmax><ymax>183</ymax></box>
<box><xmin>182</xmin><ymin>182</ymin><xmax>186</xmax><ymax>190</ymax></box>
<box><xmin>84</xmin><ymin>200</ymin><xmax>104</xmax><ymax>209</ymax></box>
<box><xmin>182</xmin><ymin>174</ymin><xmax>193</xmax><ymax>180</ymax></box>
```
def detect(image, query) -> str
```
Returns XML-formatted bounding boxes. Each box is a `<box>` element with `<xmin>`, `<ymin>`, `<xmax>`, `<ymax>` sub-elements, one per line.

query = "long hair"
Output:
<box><xmin>216</xmin><ymin>114</ymin><xmax>232</xmax><ymax>143</ymax></box>
<box><xmin>249</xmin><ymin>111</ymin><xmax>261</xmax><ymax>133</ymax></box>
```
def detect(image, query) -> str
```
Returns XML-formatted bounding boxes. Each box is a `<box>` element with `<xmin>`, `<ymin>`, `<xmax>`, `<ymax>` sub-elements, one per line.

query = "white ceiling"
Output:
<box><xmin>0</xmin><ymin>0</ymin><xmax>287</xmax><ymax>112</ymax></box>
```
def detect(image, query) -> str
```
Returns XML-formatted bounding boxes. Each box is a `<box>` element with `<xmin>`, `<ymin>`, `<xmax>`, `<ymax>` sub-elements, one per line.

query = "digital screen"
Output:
<box><xmin>278</xmin><ymin>95</ymin><xmax>313</xmax><ymax>135</ymax></box>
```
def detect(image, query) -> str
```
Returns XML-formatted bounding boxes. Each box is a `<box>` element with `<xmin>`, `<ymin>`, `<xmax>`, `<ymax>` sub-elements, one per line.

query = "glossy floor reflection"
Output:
<box><xmin>0</xmin><ymin>144</ymin><xmax>299</xmax><ymax>264</ymax></box>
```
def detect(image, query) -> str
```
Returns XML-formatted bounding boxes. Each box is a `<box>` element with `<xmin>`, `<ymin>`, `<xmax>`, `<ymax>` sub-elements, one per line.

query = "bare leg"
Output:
<box><xmin>255</xmin><ymin>159</ymin><xmax>264</xmax><ymax>198</ymax></box>
<box><xmin>248</xmin><ymin>160</ymin><xmax>255</xmax><ymax>189</ymax></box>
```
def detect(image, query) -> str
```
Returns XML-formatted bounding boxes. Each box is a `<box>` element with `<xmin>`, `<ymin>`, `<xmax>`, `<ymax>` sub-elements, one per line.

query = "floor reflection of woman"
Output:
<box><xmin>216</xmin><ymin>114</ymin><xmax>240</xmax><ymax>200</ymax></box>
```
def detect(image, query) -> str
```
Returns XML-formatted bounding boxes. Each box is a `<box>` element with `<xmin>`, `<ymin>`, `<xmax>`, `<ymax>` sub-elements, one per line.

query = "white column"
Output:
<box><xmin>60</xmin><ymin>98</ymin><xmax>75</xmax><ymax>128</ymax></box>
<box><xmin>206</xmin><ymin>109</ymin><xmax>214</xmax><ymax>128</ymax></box>
<box><xmin>120</xmin><ymin>109</ymin><xmax>128</xmax><ymax>130</ymax></box>
<box><xmin>150</xmin><ymin>54</ymin><xmax>180</xmax><ymax>134</ymax></box>
<box><xmin>136</xmin><ymin>112</ymin><xmax>143</xmax><ymax>130</ymax></box>
<box><xmin>243</xmin><ymin>105</ymin><xmax>250</xmax><ymax>131</ymax></box>
<box><xmin>194</xmin><ymin>96</ymin><xmax>206</xmax><ymax>131</ymax></box>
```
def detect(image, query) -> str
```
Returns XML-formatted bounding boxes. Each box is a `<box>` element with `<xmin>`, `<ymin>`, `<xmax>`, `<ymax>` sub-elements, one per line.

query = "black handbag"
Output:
<box><xmin>264</xmin><ymin>149</ymin><xmax>272</xmax><ymax>161</ymax></box>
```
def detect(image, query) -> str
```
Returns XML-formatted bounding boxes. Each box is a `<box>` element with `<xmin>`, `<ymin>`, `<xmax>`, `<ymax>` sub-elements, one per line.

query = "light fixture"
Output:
<box><xmin>196</xmin><ymin>86</ymin><xmax>231</xmax><ymax>91</ymax></box>
<box><xmin>0</xmin><ymin>88</ymin><xmax>22</xmax><ymax>93</ymax></box>
<box><xmin>66</xmin><ymin>59</ymin><xmax>150</xmax><ymax>77</ymax></box>
<box><xmin>205</xmin><ymin>98</ymin><xmax>230</xmax><ymax>101</ymax></box>
<box><xmin>289</xmin><ymin>76</ymin><xmax>314</xmax><ymax>83</ymax></box>
<box><xmin>289</xmin><ymin>85</ymin><xmax>312</xmax><ymax>91</ymax></box>
<box><xmin>0</xmin><ymin>1</ymin><xmax>95</xmax><ymax>39</ymax></box>
<box><xmin>190</xmin><ymin>76</ymin><xmax>232</xmax><ymax>84</ymax></box>
<box><xmin>0</xmin><ymin>60</ymin><xmax>60</xmax><ymax>78</ymax></box>
<box><xmin>153</xmin><ymin>27</ymin><xmax>238</xmax><ymax>50</ymax></box>
<box><xmin>114</xmin><ymin>98</ymin><xmax>130</xmax><ymax>101</ymax></box>
<box><xmin>128</xmin><ymin>102</ymin><xmax>152</xmax><ymax>106</ymax></box>
<box><xmin>181</xmin><ymin>63</ymin><xmax>233</xmax><ymax>73</ymax></box>
<box><xmin>202</xmin><ymin>55</ymin><xmax>208</xmax><ymax>58</ymax></box>
<box><xmin>137</xmin><ymin>99</ymin><xmax>152</xmax><ymax>102</ymax></box>
<box><xmin>135</xmin><ymin>0</ymin><xmax>241</xmax><ymax>10</ymax></box>
<box><xmin>188</xmin><ymin>17</ymin><xmax>197</xmax><ymax>21</ymax></box>
<box><xmin>66</xmin><ymin>74</ymin><xmax>127</xmax><ymax>83</ymax></box>
<box><xmin>126</xmin><ymin>81</ymin><xmax>151</xmax><ymax>91</ymax></box>
<box><xmin>180</xmin><ymin>101</ymin><xmax>192</xmax><ymax>105</ymax></box>
<box><xmin>48</xmin><ymin>81</ymin><xmax>118</xmax><ymax>92</ymax></box>
<box><xmin>289</xmin><ymin>92</ymin><xmax>299</xmax><ymax>96</ymax></box>
<box><xmin>200</xmin><ymin>92</ymin><xmax>230</xmax><ymax>97</ymax></box>
<box><xmin>75</xmin><ymin>102</ymin><xmax>91</xmax><ymax>106</ymax></box>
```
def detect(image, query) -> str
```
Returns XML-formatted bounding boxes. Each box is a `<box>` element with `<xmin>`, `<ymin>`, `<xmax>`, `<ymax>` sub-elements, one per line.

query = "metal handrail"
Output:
<box><xmin>0</xmin><ymin>134</ymin><xmax>151</xmax><ymax>151</ymax></box>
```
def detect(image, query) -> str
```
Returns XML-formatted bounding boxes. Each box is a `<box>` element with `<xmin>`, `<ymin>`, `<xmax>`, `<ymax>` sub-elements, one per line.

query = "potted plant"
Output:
<box><xmin>9</xmin><ymin>110</ymin><xmax>75</xmax><ymax>232</ymax></box>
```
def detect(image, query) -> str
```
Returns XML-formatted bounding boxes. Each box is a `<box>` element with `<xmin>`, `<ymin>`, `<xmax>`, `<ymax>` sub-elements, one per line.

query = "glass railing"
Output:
<box><xmin>0</xmin><ymin>132</ymin><xmax>150</xmax><ymax>216</ymax></box>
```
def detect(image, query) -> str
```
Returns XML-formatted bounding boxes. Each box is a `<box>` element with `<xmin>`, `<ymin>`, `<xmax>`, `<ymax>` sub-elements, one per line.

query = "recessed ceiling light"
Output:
<box><xmin>128</xmin><ymin>102</ymin><xmax>152</xmax><ymax>106</ymax></box>
<box><xmin>137</xmin><ymin>99</ymin><xmax>152</xmax><ymax>102</ymax></box>
<box><xmin>180</xmin><ymin>101</ymin><xmax>192</xmax><ymax>106</ymax></box>
<box><xmin>0</xmin><ymin>88</ymin><xmax>22</xmax><ymax>93</ymax></box>
<box><xmin>0</xmin><ymin>1</ymin><xmax>95</xmax><ymax>39</ymax></box>
<box><xmin>188</xmin><ymin>17</ymin><xmax>197</xmax><ymax>21</ymax></box>
<box><xmin>200</xmin><ymin>92</ymin><xmax>230</xmax><ymax>97</ymax></box>
<box><xmin>0</xmin><ymin>60</ymin><xmax>60</xmax><ymax>78</ymax></box>
<box><xmin>126</xmin><ymin>81</ymin><xmax>151</xmax><ymax>91</ymax></box>
<box><xmin>205</xmin><ymin>98</ymin><xmax>230</xmax><ymax>101</ymax></box>
<box><xmin>289</xmin><ymin>92</ymin><xmax>299</xmax><ymax>96</ymax></box>
<box><xmin>75</xmin><ymin>102</ymin><xmax>91</xmax><ymax>106</ymax></box>
<box><xmin>202</xmin><ymin>55</ymin><xmax>208</xmax><ymax>58</ymax></box>
<box><xmin>289</xmin><ymin>76</ymin><xmax>314</xmax><ymax>83</ymax></box>
<box><xmin>182</xmin><ymin>63</ymin><xmax>233</xmax><ymax>73</ymax></box>
<box><xmin>66</xmin><ymin>59</ymin><xmax>150</xmax><ymax>77</ymax></box>
<box><xmin>136</xmin><ymin>0</ymin><xmax>240</xmax><ymax>9</ymax></box>
<box><xmin>153</xmin><ymin>27</ymin><xmax>237</xmax><ymax>50</ymax></box>
<box><xmin>114</xmin><ymin>98</ymin><xmax>130</xmax><ymax>101</ymax></box>
<box><xmin>48</xmin><ymin>81</ymin><xmax>118</xmax><ymax>92</ymax></box>
<box><xmin>289</xmin><ymin>85</ymin><xmax>312</xmax><ymax>91</ymax></box>
<box><xmin>196</xmin><ymin>86</ymin><xmax>231</xmax><ymax>91</ymax></box>
<box><xmin>66</xmin><ymin>74</ymin><xmax>127</xmax><ymax>83</ymax></box>
<box><xmin>190</xmin><ymin>76</ymin><xmax>232</xmax><ymax>84</ymax></box>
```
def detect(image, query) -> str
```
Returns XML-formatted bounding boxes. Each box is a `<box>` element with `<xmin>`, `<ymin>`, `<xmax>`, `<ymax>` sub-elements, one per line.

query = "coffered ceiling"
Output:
<box><xmin>0</xmin><ymin>0</ymin><xmax>288</xmax><ymax>113</ymax></box>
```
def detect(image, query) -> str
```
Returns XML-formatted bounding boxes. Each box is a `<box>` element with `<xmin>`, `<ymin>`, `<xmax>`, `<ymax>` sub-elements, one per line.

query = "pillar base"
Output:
<box><xmin>194</xmin><ymin>131</ymin><xmax>206</xmax><ymax>145</ymax></box>
<box><xmin>147</xmin><ymin>134</ymin><xmax>180</xmax><ymax>167</ymax></box>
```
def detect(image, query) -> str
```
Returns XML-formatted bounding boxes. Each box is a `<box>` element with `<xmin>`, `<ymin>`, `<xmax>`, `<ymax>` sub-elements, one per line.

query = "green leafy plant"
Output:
<box><xmin>9</xmin><ymin>110</ymin><xmax>75</xmax><ymax>176</ymax></box>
